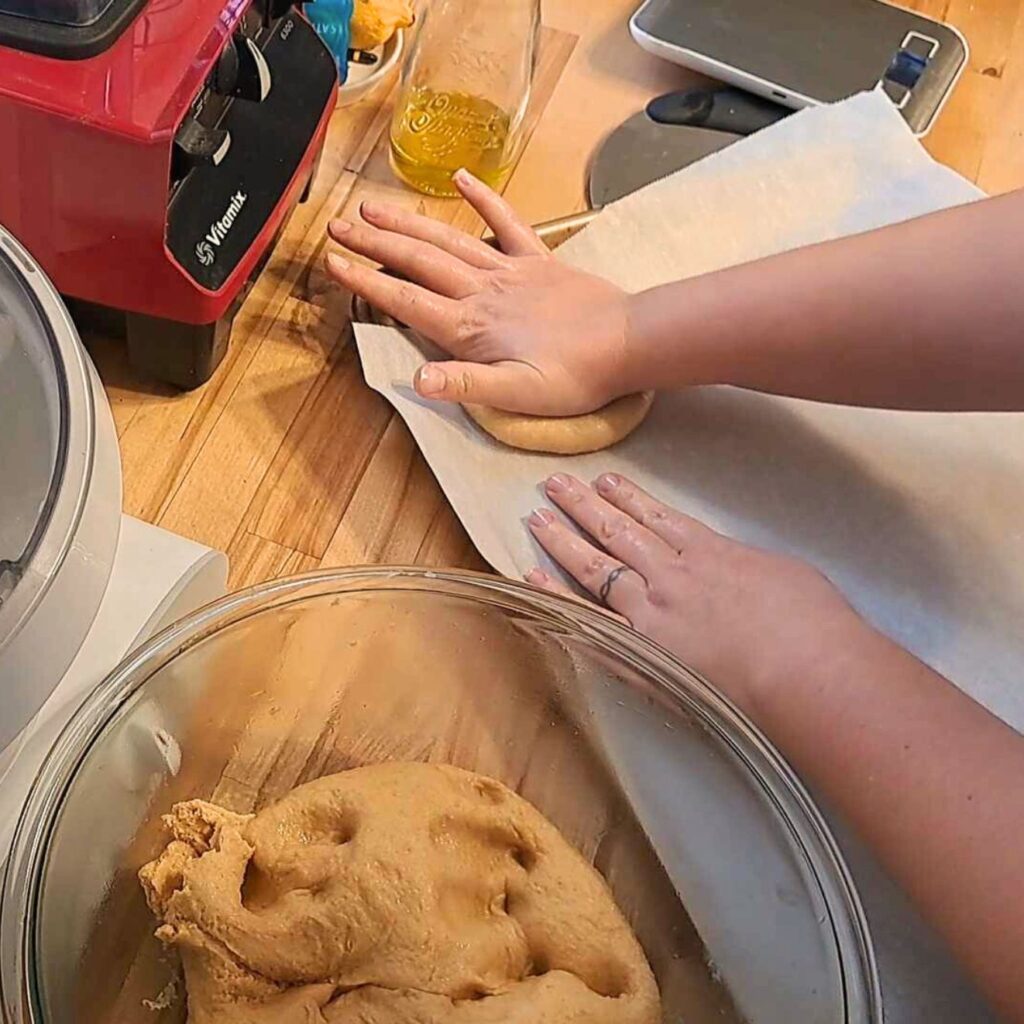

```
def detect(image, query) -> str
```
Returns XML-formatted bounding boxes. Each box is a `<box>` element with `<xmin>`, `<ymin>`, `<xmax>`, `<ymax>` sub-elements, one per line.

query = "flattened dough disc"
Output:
<box><xmin>463</xmin><ymin>392</ymin><xmax>655</xmax><ymax>455</ymax></box>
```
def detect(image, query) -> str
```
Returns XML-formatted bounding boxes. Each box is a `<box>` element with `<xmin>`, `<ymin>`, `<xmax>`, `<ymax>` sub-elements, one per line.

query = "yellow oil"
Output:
<box><xmin>389</xmin><ymin>87</ymin><xmax>514</xmax><ymax>197</ymax></box>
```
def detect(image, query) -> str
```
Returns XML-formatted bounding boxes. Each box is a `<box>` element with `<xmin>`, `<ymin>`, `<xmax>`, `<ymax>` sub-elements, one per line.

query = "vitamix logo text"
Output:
<box><xmin>194</xmin><ymin>190</ymin><xmax>248</xmax><ymax>266</ymax></box>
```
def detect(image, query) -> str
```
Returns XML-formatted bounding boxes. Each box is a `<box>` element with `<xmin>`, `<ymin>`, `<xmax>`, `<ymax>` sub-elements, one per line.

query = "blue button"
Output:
<box><xmin>886</xmin><ymin>49</ymin><xmax>929</xmax><ymax>89</ymax></box>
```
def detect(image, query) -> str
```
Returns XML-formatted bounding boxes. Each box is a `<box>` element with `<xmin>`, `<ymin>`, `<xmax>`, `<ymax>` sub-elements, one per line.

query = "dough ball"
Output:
<box><xmin>349</xmin><ymin>0</ymin><xmax>414</xmax><ymax>50</ymax></box>
<box><xmin>140</xmin><ymin>762</ymin><xmax>661</xmax><ymax>1024</ymax></box>
<box><xmin>463</xmin><ymin>392</ymin><xmax>654</xmax><ymax>455</ymax></box>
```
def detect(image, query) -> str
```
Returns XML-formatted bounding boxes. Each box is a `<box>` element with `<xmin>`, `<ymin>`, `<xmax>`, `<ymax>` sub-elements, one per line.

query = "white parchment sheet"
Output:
<box><xmin>356</xmin><ymin>91</ymin><xmax>1018</xmax><ymax>1021</ymax></box>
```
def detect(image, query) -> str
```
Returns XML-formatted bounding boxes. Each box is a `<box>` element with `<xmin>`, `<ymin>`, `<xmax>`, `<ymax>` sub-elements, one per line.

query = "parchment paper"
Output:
<box><xmin>355</xmin><ymin>90</ymin><xmax>1019</xmax><ymax>1021</ymax></box>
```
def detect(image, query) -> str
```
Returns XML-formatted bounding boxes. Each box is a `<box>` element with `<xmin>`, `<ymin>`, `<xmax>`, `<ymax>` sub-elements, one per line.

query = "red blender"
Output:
<box><xmin>0</xmin><ymin>0</ymin><xmax>338</xmax><ymax>387</ymax></box>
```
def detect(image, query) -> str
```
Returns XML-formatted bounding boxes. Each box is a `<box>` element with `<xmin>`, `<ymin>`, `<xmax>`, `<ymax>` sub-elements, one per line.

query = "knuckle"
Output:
<box><xmin>640</xmin><ymin>507</ymin><xmax>668</xmax><ymax>531</ymax></box>
<box><xmin>582</xmin><ymin>556</ymin><xmax>607</xmax><ymax>581</ymax></box>
<box><xmin>665</xmin><ymin>550</ymin><xmax>694</xmax><ymax>575</ymax></box>
<box><xmin>454</xmin><ymin>308</ymin><xmax>484</xmax><ymax>344</ymax></box>
<box><xmin>485</xmin><ymin>270</ymin><xmax>517</xmax><ymax>295</ymax></box>
<box><xmin>599</xmin><ymin>514</ymin><xmax>630</xmax><ymax>542</ymax></box>
<box><xmin>489</xmin><ymin>250</ymin><xmax>516</xmax><ymax>269</ymax></box>
<box><xmin>452</xmin><ymin>369</ymin><xmax>474</xmax><ymax>396</ymax></box>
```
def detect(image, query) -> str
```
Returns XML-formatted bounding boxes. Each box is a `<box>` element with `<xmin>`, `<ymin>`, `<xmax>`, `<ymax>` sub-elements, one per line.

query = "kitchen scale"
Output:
<box><xmin>0</xmin><ymin>224</ymin><xmax>228</xmax><ymax>861</ymax></box>
<box><xmin>590</xmin><ymin>0</ymin><xmax>967</xmax><ymax>206</ymax></box>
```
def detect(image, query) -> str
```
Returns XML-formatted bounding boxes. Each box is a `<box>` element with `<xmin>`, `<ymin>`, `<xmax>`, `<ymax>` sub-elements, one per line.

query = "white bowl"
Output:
<box><xmin>338</xmin><ymin>28</ymin><xmax>404</xmax><ymax>106</ymax></box>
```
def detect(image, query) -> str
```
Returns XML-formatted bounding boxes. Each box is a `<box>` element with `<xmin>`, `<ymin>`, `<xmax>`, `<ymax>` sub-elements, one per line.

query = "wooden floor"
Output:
<box><xmin>88</xmin><ymin>0</ymin><xmax>1024</xmax><ymax>592</ymax></box>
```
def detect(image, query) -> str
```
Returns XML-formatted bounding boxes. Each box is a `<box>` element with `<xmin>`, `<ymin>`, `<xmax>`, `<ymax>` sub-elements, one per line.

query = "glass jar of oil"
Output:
<box><xmin>389</xmin><ymin>0</ymin><xmax>540</xmax><ymax>197</ymax></box>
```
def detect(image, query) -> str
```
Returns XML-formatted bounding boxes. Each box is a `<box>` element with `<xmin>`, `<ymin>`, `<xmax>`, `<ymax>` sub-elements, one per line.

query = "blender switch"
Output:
<box><xmin>173</xmin><ymin>118</ymin><xmax>232</xmax><ymax>176</ymax></box>
<box><xmin>211</xmin><ymin>37</ymin><xmax>241</xmax><ymax>96</ymax></box>
<box><xmin>234</xmin><ymin>35</ymin><xmax>273</xmax><ymax>102</ymax></box>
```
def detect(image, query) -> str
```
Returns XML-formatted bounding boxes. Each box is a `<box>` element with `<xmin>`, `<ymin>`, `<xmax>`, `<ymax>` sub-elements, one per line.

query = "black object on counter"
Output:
<box><xmin>587</xmin><ymin>87</ymin><xmax>790</xmax><ymax>208</ymax></box>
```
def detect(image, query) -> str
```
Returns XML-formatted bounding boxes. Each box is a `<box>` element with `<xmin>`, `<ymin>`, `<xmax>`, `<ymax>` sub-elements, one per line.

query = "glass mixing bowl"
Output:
<box><xmin>1</xmin><ymin>568</ymin><xmax>882</xmax><ymax>1024</ymax></box>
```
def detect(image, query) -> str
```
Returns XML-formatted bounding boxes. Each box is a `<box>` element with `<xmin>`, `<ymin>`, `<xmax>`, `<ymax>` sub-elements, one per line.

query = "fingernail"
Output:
<box><xmin>330</xmin><ymin>218</ymin><xmax>352</xmax><ymax>234</ymax></box>
<box><xmin>529</xmin><ymin>508</ymin><xmax>555</xmax><ymax>528</ymax></box>
<box><xmin>595</xmin><ymin>473</ymin><xmax>620</xmax><ymax>494</ymax></box>
<box><xmin>360</xmin><ymin>200</ymin><xmax>381</xmax><ymax>220</ymax></box>
<box><xmin>545</xmin><ymin>473</ymin><xmax>572</xmax><ymax>495</ymax></box>
<box><xmin>525</xmin><ymin>568</ymin><xmax>548</xmax><ymax>584</ymax></box>
<box><xmin>327</xmin><ymin>253</ymin><xmax>349</xmax><ymax>272</ymax></box>
<box><xmin>453</xmin><ymin>167</ymin><xmax>475</xmax><ymax>188</ymax></box>
<box><xmin>416</xmin><ymin>364</ymin><xmax>445</xmax><ymax>396</ymax></box>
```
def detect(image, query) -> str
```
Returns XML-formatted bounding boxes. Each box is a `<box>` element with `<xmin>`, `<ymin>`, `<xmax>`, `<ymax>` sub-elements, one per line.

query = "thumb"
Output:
<box><xmin>414</xmin><ymin>360</ymin><xmax>538</xmax><ymax>410</ymax></box>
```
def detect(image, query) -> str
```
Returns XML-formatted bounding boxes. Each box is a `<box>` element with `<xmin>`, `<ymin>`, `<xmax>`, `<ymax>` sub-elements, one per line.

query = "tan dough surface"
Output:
<box><xmin>463</xmin><ymin>392</ymin><xmax>654</xmax><ymax>455</ymax></box>
<box><xmin>140</xmin><ymin>762</ymin><xmax>661</xmax><ymax>1024</ymax></box>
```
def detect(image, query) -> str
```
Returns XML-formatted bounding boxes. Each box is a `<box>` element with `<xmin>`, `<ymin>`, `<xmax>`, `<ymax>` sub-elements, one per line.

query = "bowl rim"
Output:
<box><xmin>337</xmin><ymin>27</ymin><xmax>404</xmax><ymax>106</ymax></box>
<box><xmin>0</xmin><ymin>565</ymin><xmax>884</xmax><ymax>1024</ymax></box>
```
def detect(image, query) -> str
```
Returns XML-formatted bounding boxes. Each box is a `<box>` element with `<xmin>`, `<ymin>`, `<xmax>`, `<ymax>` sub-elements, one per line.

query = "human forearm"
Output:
<box><xmin>625</xmin><ymin>189</ymin><xmax>1024</xmax><ymax>411</ymax></box>
<box><xmin>526</xmin><ymin>472</ymin><xmax>1024</xmax><ymax>1017</ymax></box>
<box><xmin>752</xmin><ymin>620</ymin><xmax>1024</xmax><ymax>1022</ymax></box>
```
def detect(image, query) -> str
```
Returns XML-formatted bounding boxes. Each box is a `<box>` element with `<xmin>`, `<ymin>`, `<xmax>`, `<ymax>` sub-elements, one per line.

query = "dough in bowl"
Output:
<box><xmin>140</xmin><ymin>762</ymin><xmax>661</xmax><ymax>1024</ymax></box>
<box><xmin>463</xmin><ymin>392</ymin><xmax>654</xmax><ymax>455</ymax></box>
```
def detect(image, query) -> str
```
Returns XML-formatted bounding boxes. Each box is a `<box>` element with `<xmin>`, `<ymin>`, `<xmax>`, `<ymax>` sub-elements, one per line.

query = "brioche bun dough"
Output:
<box><xmin>463</xmin><ymin>392</ymin><xmax>654</xmax><ymax>455</ymax></box>
<box><xmin>140</xmin><ymin>762</ymin><xmax>661</xmax><ymax>1024</ymax></box>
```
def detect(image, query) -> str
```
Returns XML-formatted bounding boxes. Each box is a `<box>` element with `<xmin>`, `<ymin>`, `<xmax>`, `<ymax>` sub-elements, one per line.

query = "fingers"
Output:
<box><xmin>542</xmin><ymin>474</ymin><xmax>675</xmax><ymax>576</ymax></box>
<box><xmin>358</xmin><ymin>199</ymin><xmax>508</xmax><ymax>270</ymax></box>
<box><xmin>524</xmin><ymin>568</ymin><xmax>631</xmax><ymax>625</ymax></box>
<box><xmin>527</xmin><ymin>508</ymin><xmax>647</xmax><ymax>615</ymax></box>
<box><xmin>594</xmin><ymin>473</ymin><xmax>716</xmax><ymax>552</ymax></box>
<box><xmin>415</xmin><ymin>360</ymin><xmax>541</xmax><ymax>409</ymax></box>
<box><xmin>326</xmin><ymin>254</ymin><xmax>459</xmax><ymax>342</ymax></box>
<box><xmin>454</xmin><ymin>169</ymin><xmax>548</xmax><ymax>257</ymax></box>
<box><xmin>329</xmin><ymin>219</ymin><xmax>482</xmax><ymax>299</ymax></box>
<box><xmin>524</xmin><ymin>568</ymin><xmax>575</xmax><ymax>598</ymax></box>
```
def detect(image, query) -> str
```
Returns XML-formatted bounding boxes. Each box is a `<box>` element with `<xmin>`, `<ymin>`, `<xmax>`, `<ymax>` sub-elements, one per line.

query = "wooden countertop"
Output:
<box><xmin>89</xmin><ymin>0</ymin><xmax>1024</xmax><ymax>592</ymax></box>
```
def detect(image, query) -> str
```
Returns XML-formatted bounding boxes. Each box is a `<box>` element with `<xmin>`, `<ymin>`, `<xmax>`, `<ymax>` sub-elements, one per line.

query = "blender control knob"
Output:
<box><xmin>211</xmin><ymin>37</ymin><xmax>241</xmax><ymax>95</ymax></box>
<box><xmin>233</xmin><ymin>35</ymin><xmax>272</xmax><ymax>102</ymax></box>
<box><xmin>210</xmin><ymin>35</ymin><xmax>271</xmax><ymax>102</ymax></box>
<box><xmin>173</xmin><ymin>118</ymin><xmax>232</xmax><ymax>175</ymax></box>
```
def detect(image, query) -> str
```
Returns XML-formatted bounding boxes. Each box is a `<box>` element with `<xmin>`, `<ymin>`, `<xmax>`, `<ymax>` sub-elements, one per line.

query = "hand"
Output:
<box><xmin>525</xmin><ymin>472</ymin><xmax>866</xmax><ymax>714</ymax></box>
<box><xmin>325</xmin><ymin>169</ymin><xmax>632</xmax><ymax>416</ymax></box>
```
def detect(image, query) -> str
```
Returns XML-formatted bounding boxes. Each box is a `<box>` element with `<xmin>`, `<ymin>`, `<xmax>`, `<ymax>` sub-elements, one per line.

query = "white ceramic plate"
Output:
<box><xmin>338</xmin><ymin>28</ymin><xmax>404</xmax><ymax>106</ymax></box>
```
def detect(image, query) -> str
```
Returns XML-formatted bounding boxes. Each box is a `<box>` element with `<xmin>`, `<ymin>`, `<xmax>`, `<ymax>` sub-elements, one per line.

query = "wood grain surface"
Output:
<box><xmin>87</xmin><ymin>0</ymin><xmax>1024</xmax><ymax>589</ymax></box>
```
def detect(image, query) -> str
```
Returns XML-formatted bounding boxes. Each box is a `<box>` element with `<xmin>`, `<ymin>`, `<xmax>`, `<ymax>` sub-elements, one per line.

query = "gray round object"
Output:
<box><xmin>588</xmin><ymin>116</ymin><xmax>742</xmax><ymax>207</ymax></box>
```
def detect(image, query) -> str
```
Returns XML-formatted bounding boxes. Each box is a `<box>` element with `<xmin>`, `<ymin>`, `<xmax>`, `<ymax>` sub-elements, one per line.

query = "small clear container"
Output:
<box><xmin>389</xmin><ymin>0</ymin><xmax>540</xmax><ymax>196</ymax></box>
<box><xmin>0</xmin><ymin>569</ymin><xmax>882</xmax><ymax>1024</ymax></box>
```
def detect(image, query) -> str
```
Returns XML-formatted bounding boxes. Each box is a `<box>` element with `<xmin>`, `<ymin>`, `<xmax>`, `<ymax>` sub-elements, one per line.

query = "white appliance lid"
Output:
<box><xmin>0</xmin><ymin>225</ymin><xmax>122</xmax><ymax>754</ymax></box>
<box><xmin>0</xmin><ymin>242</ymin><xmax>64</xmax><ymax>636</ymax></box>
